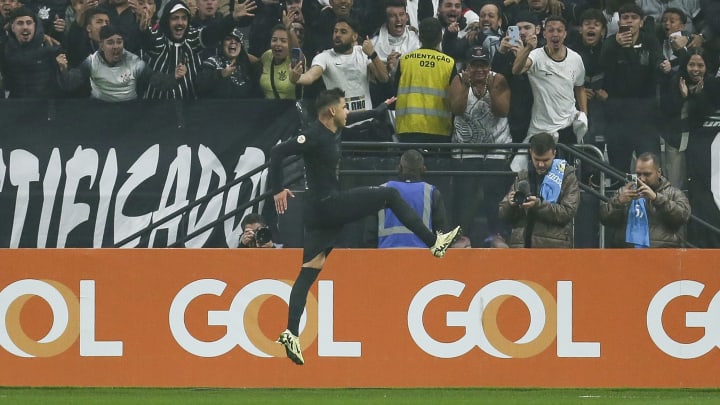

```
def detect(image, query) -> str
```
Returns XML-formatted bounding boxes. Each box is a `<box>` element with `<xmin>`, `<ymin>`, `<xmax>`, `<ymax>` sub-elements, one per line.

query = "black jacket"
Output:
<box><xmin>0</xmin><ymin>14</ymin><xmax>60</xmax><ymax>98</ymax></box>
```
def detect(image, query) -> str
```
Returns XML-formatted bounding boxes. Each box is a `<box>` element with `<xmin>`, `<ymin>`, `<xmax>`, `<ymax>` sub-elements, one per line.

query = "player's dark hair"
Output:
<box><xmin>315</xmin><ymin>88</ymin><xmax>345</xmax><ymax>113</ymax></box>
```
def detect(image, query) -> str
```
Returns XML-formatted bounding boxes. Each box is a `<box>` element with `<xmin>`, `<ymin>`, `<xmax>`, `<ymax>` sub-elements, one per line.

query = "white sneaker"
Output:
<box><xmin>277</xmin><ymin>329</ymin><xmax>304</xmax><ymax>365</ymax></box>
<box><xmin>430</xmin><ymin>226</ymin><xmax>461</xmax><ymax>258</ymax></box>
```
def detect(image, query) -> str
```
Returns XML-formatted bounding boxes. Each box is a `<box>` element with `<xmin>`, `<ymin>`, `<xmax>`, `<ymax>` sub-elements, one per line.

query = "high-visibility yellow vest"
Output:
<box><xmin>395</xmin><ymin>49</ymin><xmax>454</xmax><ymax>137</ymax></box>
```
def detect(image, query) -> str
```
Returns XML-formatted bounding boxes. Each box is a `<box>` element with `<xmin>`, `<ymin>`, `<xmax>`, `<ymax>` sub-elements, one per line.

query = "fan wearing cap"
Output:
<box><xmin>512</xmin><ymin>15</ymin><xmax>587</xmax><ymax>151</ymax></box>
<box><xmin>57</xmin><ymin>24</ymin><xmax>176</xmax><ymax>101</ymax></box>
<box><xmin>449</xmin><ymin>45</ymin><xmax>511</xmax><ymax>245</ymax></box>
<box><xmin>141</xmin><ymin>0</ymin><xmax>257</xmax><ymax>99</ymax></box>
<box><xmin>197</xmin><ymin>27</ymin><xmax>258</xmax><ymax>98</ymax></box>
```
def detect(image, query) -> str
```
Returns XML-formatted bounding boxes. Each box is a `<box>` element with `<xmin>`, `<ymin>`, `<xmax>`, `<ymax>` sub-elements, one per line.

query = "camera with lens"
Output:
<box><xmin>252</xmin><ymin>227</ymin><xmax>273</xmax><ymax>247</ymax></box>
<box><xmin>512</xmin><ymin>179</ymin><xmax>532</xmax><ymax>205</ymax></box>
<box><xmin>512</xmin><ymin>190</ymin><xmax>529</xmax><ymax>205</ymax></box>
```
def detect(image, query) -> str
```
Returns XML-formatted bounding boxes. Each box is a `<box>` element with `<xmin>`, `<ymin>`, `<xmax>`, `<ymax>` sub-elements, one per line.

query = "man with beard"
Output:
<box><xmin>436</xmin><ymin>0</ymin><xmax>479</xmax><ymax>59</ymax></box>
<box><xmin>0</xmin><ymin>7</ymin><xmax>60</xmax><ymax>98</ymax></box>
<box><xmin>57</xmin><ymin>24</ymin><xmax>176</xmax><ymax>101</ymax></box>
<box><xmin>462</xmin><ymin>2</ymin><xmax>504</xmax><ymax>62</ymax></box>
<box><xmin>512</xmin><ymin>15</ymin><xmax>587</xmax><ymax>166</ymax></box>
<box><xmin>491</xmin><ymin>11</ymin><xmax>540</xmax><ymax>144</ymax></box>
<box><xmin>303</xmin><ymin>0</ymin><xmax>379</xmax><ymax>59</ymax></box>
<box><xmin>141</xmin><ymin>0</ymin><xmax>256</xmax><ymax>99</ymax></box>
<box><xmin>600</xmin><ymin>152</ymin><xmax>690</xmax><ymax>248</ymax></box>
<box><xmin>290</xmin><ymin>17</ymin><xmax>389</xmax><ymax>112</ymax></box>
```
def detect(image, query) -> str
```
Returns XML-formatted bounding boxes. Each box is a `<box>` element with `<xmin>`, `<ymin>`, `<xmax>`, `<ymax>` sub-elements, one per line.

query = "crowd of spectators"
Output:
<box><xmin>1</xmin><ymin>0</ymin><xmax>719</xmax><ymax>247</ymax></box>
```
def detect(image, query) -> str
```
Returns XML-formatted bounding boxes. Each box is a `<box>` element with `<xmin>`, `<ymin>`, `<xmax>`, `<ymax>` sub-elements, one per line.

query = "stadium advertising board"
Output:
<box><xmin>0</xmin><ymin>249</ymin><xmax>718</xmax><ymax>388</ymax></box>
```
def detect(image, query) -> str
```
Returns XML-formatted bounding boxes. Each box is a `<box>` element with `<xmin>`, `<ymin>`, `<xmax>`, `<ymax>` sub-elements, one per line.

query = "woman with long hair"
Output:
<box><xmin>259</xmin><ymin>22</ymin><xmax>303</xmax><ymax>100</ymax></box>
<box><xmin>661</xmin><ymin>48</ymin><xmax>720</xmax><ymax>247</ymax></box>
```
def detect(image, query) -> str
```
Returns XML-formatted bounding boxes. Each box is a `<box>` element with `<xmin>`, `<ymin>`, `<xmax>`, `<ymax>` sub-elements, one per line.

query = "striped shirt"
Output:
<box><xmin>144</xmin><ymin>27</ymin><xmax>204</xmax><ymax>100</ymax></box>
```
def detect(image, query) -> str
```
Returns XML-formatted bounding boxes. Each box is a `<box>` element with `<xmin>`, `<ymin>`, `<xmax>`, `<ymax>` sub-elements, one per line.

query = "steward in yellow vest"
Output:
<box><xmin>395</xmin><ymin>17</ymin><xmax>456</xmax><ymax>142</ymax></box>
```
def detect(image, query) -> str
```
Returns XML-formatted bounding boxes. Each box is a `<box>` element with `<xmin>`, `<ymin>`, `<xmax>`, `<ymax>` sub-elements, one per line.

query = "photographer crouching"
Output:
<box><xmin>238</xmin><ymin>213</ymin><xmax>282</xmax><ymax>248</ymax></box>
<box><xmin>498</xmin><ymin>133</ymin><xmax>580</xmax><ymax>248</ymax></box>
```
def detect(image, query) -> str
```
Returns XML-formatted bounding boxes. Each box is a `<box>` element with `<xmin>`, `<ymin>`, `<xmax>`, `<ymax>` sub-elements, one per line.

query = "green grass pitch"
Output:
<box><xmin>0</xmin><ymin>388</ymin><xmax>719</xmax><ymax>404</ymax></box>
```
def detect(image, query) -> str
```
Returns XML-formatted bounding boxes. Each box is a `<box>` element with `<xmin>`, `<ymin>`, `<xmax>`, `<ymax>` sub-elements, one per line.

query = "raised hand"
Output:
<box><xmin>56</xmin><ymin>53</ymin><xmax>68</xmax><ymax>73</ymax></box>
<box><xmin>678</xmin><ymin>77</ymin><xmax>688</xmax><ymax>98</ymax></box>
<box><xmin>175</xmin><ymin>63</ymin><xmax>188</xmax><ymax>79</ymax></box>
<box><xmin>221</xmin><ymin>61</ymin><xmax>236</xmax><ymax>77</ymax></box>
<box><xmin>233</xmin><ymin>0</ymin><xmax>257</xmax><ymax>19</ymax></box>
<box><xmin>53</xmin><ymin>15</ymin><xmax>65</xmax><ymax>33</ymax></box>
<box><xmin>362</xmin><ymin>36</ymin><xmax>375</xmax><ymax>56</ymax></box>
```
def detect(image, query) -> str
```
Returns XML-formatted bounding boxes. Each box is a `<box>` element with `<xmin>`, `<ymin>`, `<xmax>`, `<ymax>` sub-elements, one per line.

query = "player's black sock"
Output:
<box><xmin>386</xmin><ymin>189</ymin><xmax>436</xmax><ymax>246</ymax></box>
<box><xmin>287</xmin><ymin>267</ymin><xmax>321</xmax><ymax>336</ymax></box>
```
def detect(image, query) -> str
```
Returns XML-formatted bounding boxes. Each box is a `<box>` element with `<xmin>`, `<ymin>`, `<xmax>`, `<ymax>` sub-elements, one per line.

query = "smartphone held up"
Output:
<box><xmin>626</xmin><ymin>173</ymin><xmax>638</xmax><ymax>189</ymax></box>
<box><xmin>507</xmin><ymin>25</ymin><xmax>521</xmax><ymax>46</ymax></box>
<box><xmin>291</xmin><ymin>47</ymin><xmax>302</xmax><ymax>67</ymax></box>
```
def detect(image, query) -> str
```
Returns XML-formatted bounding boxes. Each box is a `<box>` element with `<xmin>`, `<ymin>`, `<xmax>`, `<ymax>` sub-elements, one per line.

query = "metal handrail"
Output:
<box><xmin>112</xmin><ymin>156</ymin><xmax>302</xmax><ymax>247</ymax></box>
<box><xmin>555</xmin><ymin>143</ymin><xmax>720</xmax><ymax>245</ymax></box>
<box><xmin>168</xmin><ymin>171</ymin><xmax>305</xmax><ymax>247</ymax></box>
<box><xmin>111</xmin><ymin>139</ymin><xmax>720</xmax><ymax>248</ymax></box>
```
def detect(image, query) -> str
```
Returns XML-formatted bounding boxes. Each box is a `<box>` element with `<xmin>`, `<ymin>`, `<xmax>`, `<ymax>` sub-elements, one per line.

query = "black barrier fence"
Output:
<box><xmin>0</xmin><ymin>99</ymin><xmax>299</xmax><ymax>248</ymax></box>
<box><xmin>1</xmin><ymin>99</ymin><xmax>719</xmax><ymax>248</ymax></box>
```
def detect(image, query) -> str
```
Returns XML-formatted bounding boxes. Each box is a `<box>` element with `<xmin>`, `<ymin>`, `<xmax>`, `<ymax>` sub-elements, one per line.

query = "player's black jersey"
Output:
<box><xmin>270</xmin><ymin>120</ymin><xmax>342</xmax><ymax>201</ymax></box>
<box><xmin>269</xmin><ymin>104</ymin><xmax>388</xmax><ymax>201</ymax></box>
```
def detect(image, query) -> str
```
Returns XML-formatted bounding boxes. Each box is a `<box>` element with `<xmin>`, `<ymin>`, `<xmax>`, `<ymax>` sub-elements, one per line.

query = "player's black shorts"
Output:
<box><xmin>300</xmin><ymin>186</ymin><xmax>390</xmax><ymax>263</ymax></box>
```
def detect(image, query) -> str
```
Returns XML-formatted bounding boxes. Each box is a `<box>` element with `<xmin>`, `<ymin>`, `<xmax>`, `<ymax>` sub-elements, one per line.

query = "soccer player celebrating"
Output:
<box><xmin>270</xmin><ymin>88</ymin><xmax>461</xmax><ymax>365</ymax></box>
